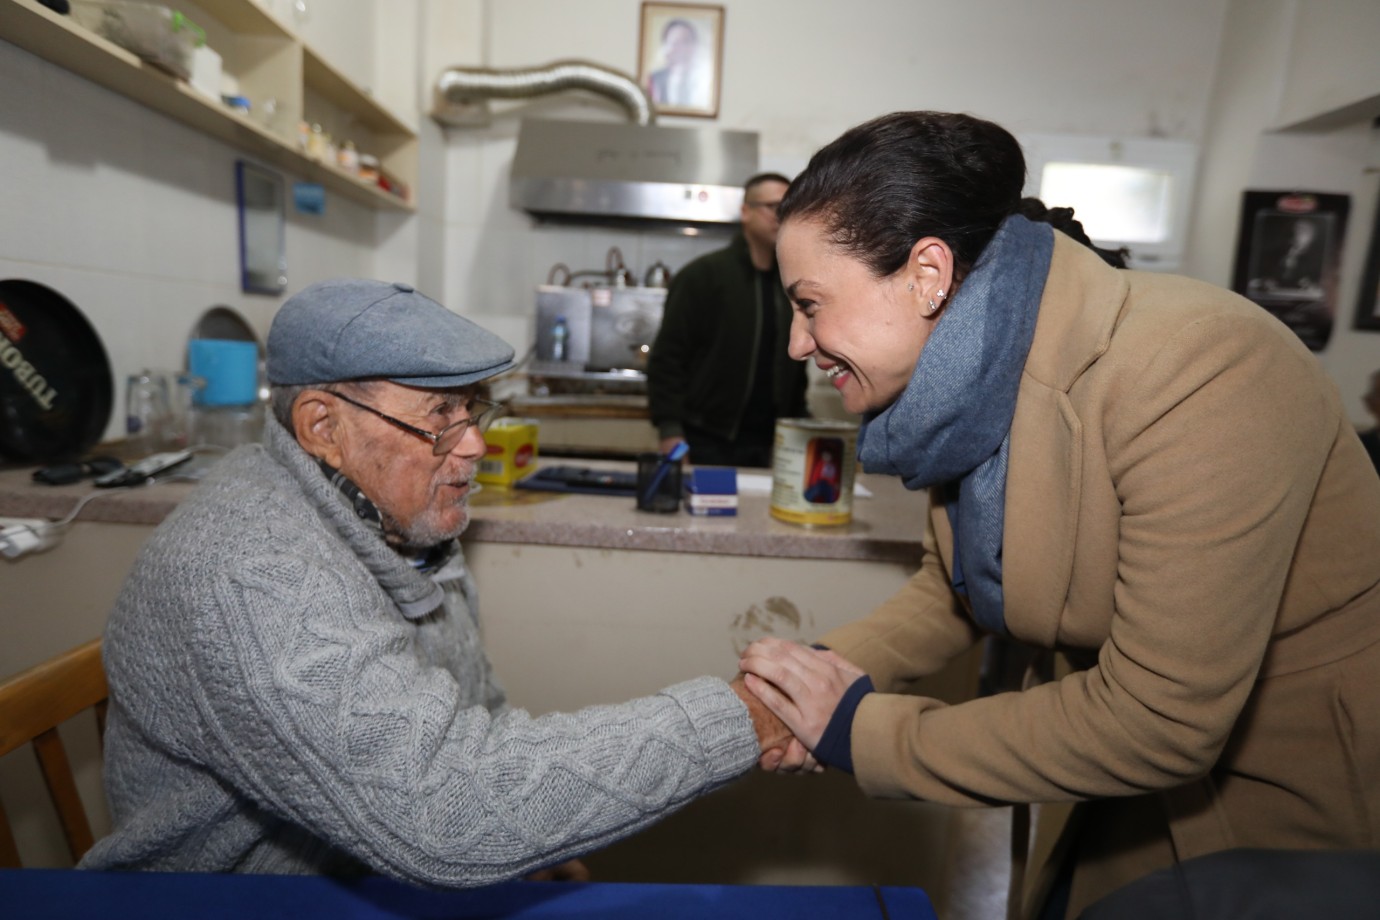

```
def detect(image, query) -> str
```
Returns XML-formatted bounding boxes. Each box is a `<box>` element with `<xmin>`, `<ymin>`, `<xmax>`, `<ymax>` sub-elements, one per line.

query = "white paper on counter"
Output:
<box><xmin>735</xmin><ymin>472</ymin><xmax>873</xmax><ymax>498</ymax></box>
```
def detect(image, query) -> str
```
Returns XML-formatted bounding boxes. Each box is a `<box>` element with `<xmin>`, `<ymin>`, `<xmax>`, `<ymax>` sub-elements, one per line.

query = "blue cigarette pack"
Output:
<box><xmin>686</xmin><ymin>467</ymin><xmax>738</xmax><ymax>516</ymax></box>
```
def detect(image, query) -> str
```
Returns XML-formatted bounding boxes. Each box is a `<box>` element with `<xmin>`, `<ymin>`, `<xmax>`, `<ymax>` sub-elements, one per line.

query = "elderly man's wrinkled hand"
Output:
<box><xmin>761</xmin><ymin>736</ymin><xmax>823</xmax><ymax>774</ymax></box>
<box><xmin>729</xmin><ymin>673</ymin><xmax>794</xmax><ymax>769</ymax></box>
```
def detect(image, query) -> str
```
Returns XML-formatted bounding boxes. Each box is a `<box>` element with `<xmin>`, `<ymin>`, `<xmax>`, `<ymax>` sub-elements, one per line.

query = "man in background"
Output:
<box><xmin>648</xmin><ymin>173</ymin><xmax>809</xmax><ymax>467</ymax></box>
<box><xmin>82</xmin><ymin>278</ymin><xmax>789</xmax><ymax>884</ymax></box>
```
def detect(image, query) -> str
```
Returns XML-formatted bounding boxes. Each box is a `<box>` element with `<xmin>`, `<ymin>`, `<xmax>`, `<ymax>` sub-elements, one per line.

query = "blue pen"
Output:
<box><xmin>640</xmin><ymin>440</ymin><xmax>690</xmax><ymax>506</ymax></box>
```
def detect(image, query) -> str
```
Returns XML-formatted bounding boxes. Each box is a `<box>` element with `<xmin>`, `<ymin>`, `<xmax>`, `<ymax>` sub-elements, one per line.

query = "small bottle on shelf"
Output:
<box><xmin>551</xmin><ymin>315</ymin><xmax>569</xmax><ymax>362</ymax></box>
<box><xmin>357</xmin><ymin>154</ymin><xmax>380</xmax><ymax>185</ymax></box>
<box><xmin>337</xmin><ymin>140</ymin><xmax>359</xmax><ymax>175</ymax></box>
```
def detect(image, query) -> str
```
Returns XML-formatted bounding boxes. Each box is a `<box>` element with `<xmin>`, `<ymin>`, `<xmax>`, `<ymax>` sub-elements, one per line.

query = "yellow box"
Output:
<box><xmin>477</xmin><ymin>417</ymin><xmax>539</xmax><ymax>485</ymax></box>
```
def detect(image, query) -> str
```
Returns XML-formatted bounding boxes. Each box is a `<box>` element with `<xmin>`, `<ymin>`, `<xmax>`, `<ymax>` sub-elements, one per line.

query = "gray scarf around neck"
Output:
<box><xmin>856</xmin><ymin>215</ymin><xmax>1053</xmax><ymax>633</ymax></box>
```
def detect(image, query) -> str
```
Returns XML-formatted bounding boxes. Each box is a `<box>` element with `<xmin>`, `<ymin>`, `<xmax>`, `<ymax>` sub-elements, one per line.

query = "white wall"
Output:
<box><xmin>1275</xmin><ymin>0</ymin><xmax>1380</xmax><ymax>130</ymax></box>
<box><xmin>1186</xmin><ymin>0</ymin><xmax>1380</xmax><ymax>427</ymax></box>
<box><xmin>0</xmin><ymin>40</ymin><xmax>380</xmax><ymax>445</ymax></box>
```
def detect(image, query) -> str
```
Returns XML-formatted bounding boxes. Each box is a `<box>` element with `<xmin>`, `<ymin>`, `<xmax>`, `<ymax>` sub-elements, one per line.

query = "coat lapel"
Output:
<box><xmin>1000</xmin><ymin>236</ymin><xmax>1129</xmax><ymax>645</ymax></box>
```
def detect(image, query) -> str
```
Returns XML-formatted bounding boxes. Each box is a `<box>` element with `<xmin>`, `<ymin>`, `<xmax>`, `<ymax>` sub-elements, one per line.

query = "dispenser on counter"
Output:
<box><xmin>531</xmin><ymin>249</ymin><xmax>668</xmax><ymax>393</ymax></box>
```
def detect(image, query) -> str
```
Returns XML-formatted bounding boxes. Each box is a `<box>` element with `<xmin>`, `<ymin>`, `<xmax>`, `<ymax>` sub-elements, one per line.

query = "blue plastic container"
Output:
<box><xmin>188</xmin><ymin>338</ymin><xmax>259</xmax><ymax>406</ymax></box>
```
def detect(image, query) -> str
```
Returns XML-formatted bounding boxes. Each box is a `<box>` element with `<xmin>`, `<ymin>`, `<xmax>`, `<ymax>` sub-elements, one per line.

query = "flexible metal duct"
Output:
<box><xmin>433</xmin><ymin>60</ymin><xmax>655</xmax><ymax>127</ymax></box>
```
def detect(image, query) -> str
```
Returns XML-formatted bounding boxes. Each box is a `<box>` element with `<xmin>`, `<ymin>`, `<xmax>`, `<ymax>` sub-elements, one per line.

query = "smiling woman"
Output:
<box><xmin>778</xmin><ymin>218</ymin><xmax>937</xmax><ymax>415</ymax></box>
<box><xmin>743</xmin><ymin>110</ymin><xmax>1380</xmax><ymax>920</ymax></box>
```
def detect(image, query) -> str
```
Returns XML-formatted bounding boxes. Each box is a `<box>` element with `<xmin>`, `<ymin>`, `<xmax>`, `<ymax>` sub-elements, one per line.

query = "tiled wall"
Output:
<box><xmin>1</xmin><ymin>40</ymin><xmax>378</xmax><ymax>446</ymax></box>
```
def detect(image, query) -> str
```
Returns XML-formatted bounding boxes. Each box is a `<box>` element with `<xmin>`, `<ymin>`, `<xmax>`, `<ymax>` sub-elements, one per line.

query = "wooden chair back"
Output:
<box><xmin>0</xmin><ymin>639</ymin><xmax>108</xmax><ymax>867</ymax></box>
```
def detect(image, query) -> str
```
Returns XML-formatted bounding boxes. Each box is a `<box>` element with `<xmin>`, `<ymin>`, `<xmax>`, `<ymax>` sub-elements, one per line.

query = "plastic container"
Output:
<box><xmin>337</xmin><ymin>140</ymin><xmax>360</xmax><ymax>176</ymax></box>
<box><xmin>71</xmin><ymin>1</ymin><xmax>205</xmax><ymax>80</ymax></box>
<box><xmin>188</xmin><ymin>43</ymin><xmax>221</xmax><ymax>100</ymax></box>
<box><xmin>551</xmin><ymin>315</ymin><xmax>569</xmax><ymax>361</ymax></box>
<box><xmin>187</xmin><ymin>339</ymin><xmax>259</xmax><ymax>407</ymax></box>
<box><xmin>357</xmin><ymin>154</ymin><xmax>380</xmax><ymax>184</ymax></box>
<box><xmin>477</xmin><ymin>418</ymin><xmax>539</xmax><ymax>486</ymax></box>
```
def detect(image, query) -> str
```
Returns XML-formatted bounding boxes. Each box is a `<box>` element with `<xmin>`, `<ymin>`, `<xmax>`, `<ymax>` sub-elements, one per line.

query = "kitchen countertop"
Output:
<box><xmin>507</xmin><ymin>393</ymin><xmax>650</xmax><ymax>419</ymax></box>
<box><xmin>0</xmin><ymin>453</ymin><xmax>927</xmax><ymax>564</ymax></box>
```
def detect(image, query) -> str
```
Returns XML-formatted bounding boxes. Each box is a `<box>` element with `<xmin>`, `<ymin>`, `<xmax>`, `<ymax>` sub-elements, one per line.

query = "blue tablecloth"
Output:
<box><xmin>0</xmin><ymin>869</ymin><xmax>938</xmax><ymax>919</ymax></box>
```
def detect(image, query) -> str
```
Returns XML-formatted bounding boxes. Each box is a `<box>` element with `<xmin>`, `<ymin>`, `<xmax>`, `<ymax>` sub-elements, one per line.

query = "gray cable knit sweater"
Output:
<box><xmin>79</xmin><ymin>420</ymin><xmax>759</xmax><ymax>885</ymax></box>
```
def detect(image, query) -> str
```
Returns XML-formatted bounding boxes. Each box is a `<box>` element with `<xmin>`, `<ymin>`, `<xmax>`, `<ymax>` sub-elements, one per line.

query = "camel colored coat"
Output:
<box><xmin>820</xmin><ymin>234</ymin><xmax>1380</xmax><ymax>918</ymax></box>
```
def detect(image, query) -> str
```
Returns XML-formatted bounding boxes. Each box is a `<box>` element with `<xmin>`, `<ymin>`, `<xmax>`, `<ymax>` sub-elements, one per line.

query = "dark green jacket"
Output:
<box><xmin>647</xmin><ymin>233</ymin><xmax>809</xmax><ymax>441</ymax></box>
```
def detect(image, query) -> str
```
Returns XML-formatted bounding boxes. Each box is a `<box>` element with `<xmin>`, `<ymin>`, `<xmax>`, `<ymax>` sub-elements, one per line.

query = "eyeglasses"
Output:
<box><xmin>330</xmin><ymin>390</ymin><xmax>505</xmax><ymax>456</ymax></box>
<box><xmin>745</xmin><ymin>200</ymin><xmax>782</xmax><ymax>211</ymax></box>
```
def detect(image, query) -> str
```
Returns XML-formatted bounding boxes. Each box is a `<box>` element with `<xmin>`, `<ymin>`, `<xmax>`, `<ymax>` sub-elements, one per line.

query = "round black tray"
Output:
<box><xmin>0</xmin><ymin>279</ymin><xmax>113</xmax><ymax>463</ymax></box>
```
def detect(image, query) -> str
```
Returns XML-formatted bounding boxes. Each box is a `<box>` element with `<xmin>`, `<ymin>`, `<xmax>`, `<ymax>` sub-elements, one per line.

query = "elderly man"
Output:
<box><xmin>81</xmin><ymin>279</ymin><xmax>786</xmax><ymax>884</ymax></box>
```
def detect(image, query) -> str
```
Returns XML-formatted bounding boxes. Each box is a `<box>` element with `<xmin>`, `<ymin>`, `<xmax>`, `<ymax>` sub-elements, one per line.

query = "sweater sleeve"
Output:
<box><xmin>191</xmin><ymin>554</ymin><xmax>758</xmax><ymax>886</ymax></box>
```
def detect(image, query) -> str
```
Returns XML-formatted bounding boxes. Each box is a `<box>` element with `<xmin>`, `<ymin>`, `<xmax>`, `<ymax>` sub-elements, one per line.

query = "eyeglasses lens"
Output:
<box><xmin>432</xmin><ymin>403</ymin><xmax>503</xmax><ymax>455</ymax></box>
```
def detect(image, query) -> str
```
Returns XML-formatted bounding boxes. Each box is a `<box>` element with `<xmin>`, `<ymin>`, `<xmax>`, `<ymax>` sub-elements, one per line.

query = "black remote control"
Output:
<box><xmin>94</xmin><ymin>451</ymin><xmax>194</xmax><ymax>488</ymax></box>
<box><xmin>32</xmin><ymin>455</ymin><xmax>124</xmax><ymax>486</ymax></box>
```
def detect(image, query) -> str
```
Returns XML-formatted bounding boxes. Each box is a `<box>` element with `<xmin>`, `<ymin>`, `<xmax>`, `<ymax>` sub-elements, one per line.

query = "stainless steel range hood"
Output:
<box><xmin>510</xmin><ymin>118</ymin><xmax>759</xmax><ymax>227</ymax></box>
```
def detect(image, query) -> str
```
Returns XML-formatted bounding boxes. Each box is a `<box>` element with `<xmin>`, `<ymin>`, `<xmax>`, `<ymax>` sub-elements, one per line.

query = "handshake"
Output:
<box><xmin>731</xmin><ymin>636</ymin><xmax>868</xmax><ymax>774</ymax></box>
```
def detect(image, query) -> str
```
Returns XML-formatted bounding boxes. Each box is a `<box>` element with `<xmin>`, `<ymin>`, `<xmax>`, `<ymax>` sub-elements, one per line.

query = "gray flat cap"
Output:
<box><xmin>266</xmin><ymin>279</ymin><xmax>515</xmax><ymax>388</ymax></box>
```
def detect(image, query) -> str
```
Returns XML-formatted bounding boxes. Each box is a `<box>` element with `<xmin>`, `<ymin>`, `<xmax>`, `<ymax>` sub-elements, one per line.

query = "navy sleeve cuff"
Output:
<box><xmin>813</xmin><ymin>675</ymin><xmax>874</xmax><ymax>774</ymax></box>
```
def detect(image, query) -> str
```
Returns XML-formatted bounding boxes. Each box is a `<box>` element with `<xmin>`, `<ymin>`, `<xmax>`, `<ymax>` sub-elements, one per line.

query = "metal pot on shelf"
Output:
<box><xmin>643</xmin><ymin>260</ymin><xmax>673</xmax><ymax>288</ymax></box>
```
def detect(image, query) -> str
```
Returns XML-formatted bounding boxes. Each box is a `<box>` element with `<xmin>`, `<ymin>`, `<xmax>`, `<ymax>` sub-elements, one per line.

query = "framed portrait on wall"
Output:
<box><xmin>1354</xmin><ymin>188</ymin><xmax>1380</xmax><ymax>331</ymax></box>
<box><xmin>1231</xmin><ymin>190</ymin><xmax>1350</xmax><ymax>352</ymax></box>
<box><xmin>637</xmin><ymin>2</ymin><xmax>725</xmax><ymax>119</ymax></box>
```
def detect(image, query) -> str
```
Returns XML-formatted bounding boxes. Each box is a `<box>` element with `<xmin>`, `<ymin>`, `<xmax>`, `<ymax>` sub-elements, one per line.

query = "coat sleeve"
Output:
<box><xmin>849</xmin><ymin>311</ymin><xmax>1336</xmax><ymax>806</ymax></box>
<box><xmin>818</xmin><ymin>511</ymin><xmax>982</xmax><ymax>686</ymax></box>
<box><xmin>190</xmin><ymin>555</ymin><xmax>758</xmax><ymax>886</ymax></box>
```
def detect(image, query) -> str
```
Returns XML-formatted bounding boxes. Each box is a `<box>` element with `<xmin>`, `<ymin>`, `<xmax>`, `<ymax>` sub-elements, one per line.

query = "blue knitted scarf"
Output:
<box><xmin>856</xmin><ymin>215</ymin><xmax>1053</xmax><ymax>633</ymax></box>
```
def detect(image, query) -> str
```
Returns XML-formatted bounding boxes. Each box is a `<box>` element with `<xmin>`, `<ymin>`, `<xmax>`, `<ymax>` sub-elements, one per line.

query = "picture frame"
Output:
<box><xmin>637</xmin><ymin>2</ymin><xmax>725</xmax><ymax>119</ymax></box>
<box><xmin>1231</xmin><ymin>190</ymin><xmax>1349</xmax><ymax>352</ymax></box>
<box><xmin>1354</xmin><ymin>188</ymin><xmax>1380</xmax><ymax>331</ymax></box>
<box><xmin>235</xmin><ymin>160</ymin><xmax>287</xmax><ymax>296</ymax></box>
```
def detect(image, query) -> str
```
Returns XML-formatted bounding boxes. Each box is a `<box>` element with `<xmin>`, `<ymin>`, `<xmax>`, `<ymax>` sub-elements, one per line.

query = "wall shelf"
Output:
<box><xmin>1</xmin><ymin>0</ymin><xmax>417</xmax><ymax>212</ymax></box>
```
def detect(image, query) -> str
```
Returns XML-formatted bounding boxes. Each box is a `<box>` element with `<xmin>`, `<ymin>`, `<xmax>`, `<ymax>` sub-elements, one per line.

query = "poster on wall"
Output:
<box><xmin>637</xmin><ymin>2</ymin><xmax>725</xmax><ymax>119</ymax></box>
<box><xmin>1231</xmin><ymin>190</ymin><xmax>1350</xmax><ymax>352</ymax></box>
<box><xmin>1353</xmin><ymin>187</ymin><xmax>1380</xmax><ymax>332</ymax></box>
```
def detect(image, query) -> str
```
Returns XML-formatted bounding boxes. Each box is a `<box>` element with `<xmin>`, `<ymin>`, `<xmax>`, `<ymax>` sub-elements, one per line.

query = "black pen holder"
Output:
<box><xmin>635</xmin><ymin>452</ymin><xmax>683</xmax><ymax>513</ymax></box>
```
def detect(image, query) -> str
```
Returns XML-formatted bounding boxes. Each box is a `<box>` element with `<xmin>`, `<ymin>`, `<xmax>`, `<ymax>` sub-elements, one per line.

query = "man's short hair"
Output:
<box><xmin>744</xmin><ymin>172</ymin><xmax>791</xmax><ymax>196</ymax></box>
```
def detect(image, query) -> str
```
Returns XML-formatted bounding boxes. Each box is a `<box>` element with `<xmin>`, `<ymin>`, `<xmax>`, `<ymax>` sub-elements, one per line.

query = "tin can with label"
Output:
<box><xmin>769</xmin><ymin>418</ymin><xmax>859</xmax><ymax>526</ymax></box>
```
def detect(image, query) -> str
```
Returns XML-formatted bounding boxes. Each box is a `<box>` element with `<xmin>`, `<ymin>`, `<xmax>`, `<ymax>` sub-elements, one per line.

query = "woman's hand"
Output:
<box><xmin>738</xmin><ymin>638</ymin><xmax>866</xmax><ymax>750</ymax></box>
